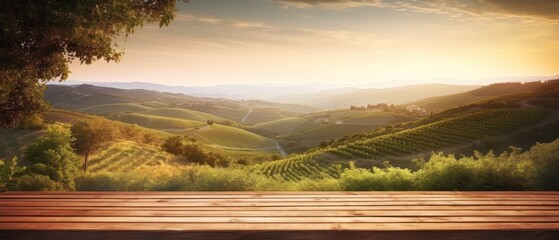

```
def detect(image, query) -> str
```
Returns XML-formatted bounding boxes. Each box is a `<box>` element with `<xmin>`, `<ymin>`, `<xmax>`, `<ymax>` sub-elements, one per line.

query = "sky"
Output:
<box><xmin>68</xmin><ymin>0</ymin><xmax>559</xmax><ymax>87</ymax></box>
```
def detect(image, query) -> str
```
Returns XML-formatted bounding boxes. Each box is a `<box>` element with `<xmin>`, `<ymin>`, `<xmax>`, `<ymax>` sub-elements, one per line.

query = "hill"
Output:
<box><xmin>45</xmin><ymin>84</ymin><xmax>316</xmax><ymax>124</ymax></box>
<box><xmin>105</xmin><ymin>112</ymin><xmax>278</xmax><ymax>150</ymax></box>
<box><xmin>183</xmin><ymin>124</ymin><xmax>277</xmax><ymax>150</ymax></box>
<box><xmin>111</xmin><ymin>113</ymin><xmax>206</xmax><ymax>130</ymax></box>
<box><xmin>270</xmin><ymin>84</ymin><xmax>479</xmax><ymax>109</ymax></box>
<box><xmin>137</xmin><ymin>108</ymin><xmax>229</xmax><ymax>124</ymax></box>
<box><xmin>408</xmin><ymin>81</ymin><xmax>548</xmax><ymax>111</ymax></box>
<box><xmin>78</xmin><ymin>103</ymin><xmax>155</xmax><ymax>115</ymax></box>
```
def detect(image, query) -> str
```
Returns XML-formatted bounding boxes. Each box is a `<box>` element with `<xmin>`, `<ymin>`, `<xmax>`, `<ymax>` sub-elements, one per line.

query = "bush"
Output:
<box><xmin>529</xmin><ymin>139</ymin><xmax>559</xmax><ymax>190</ymax></box>
<box><xmin>76</xmin><ymin>173</ymin><xmax>123</xmax><ymax>191</ymax></box>
<box><xmin>19</xmin><ymin>114</ymin><xmax>44</xmax><ymax>130</ymax></box>
<box><xmin>0</xmin><ymin>157</ymin><xmax>17</xmax><ymax>191</ymax></box>
<box><xmin>290</xmin><ymin>178</ymin><xmax>341</xmax><ymax>191</ymax></box>
<box><xmin>11</xmin><ymin>174</ymin><xmax>62</xmax><ymax>191</ymax></box>
<box><xmin>23</xmin><ymin>125</ymin><xmax>81</xmax><ymax>190</ymax></box>
<box><xmin>162</xmin><ymin>135</ymin><xmax>185</xmax><ymax>155</ymax></box>
<box><xmin>340</xmin><ymin>165</ymin><xmax>414</xmax><ymax>191</ymax></box>
<box><xmin>76</xmin><ymin>172</ymin><xmax>154</xmax><ymax>191</ymax></box>
<box><xmin>414</xmin><ymin>154</ymin><xmax>475</xmax><ymax>190</ymax></box>
<box><xmin>190</xmin><ymin>167</ymin><xmax>263</xmax><ymax>191</ymax></box>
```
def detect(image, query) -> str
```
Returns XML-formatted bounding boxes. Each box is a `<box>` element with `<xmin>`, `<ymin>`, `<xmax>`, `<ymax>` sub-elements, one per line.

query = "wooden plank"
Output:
<box><xmin>2</xmin><ymin>197</ymin><xmax>558</xmax><ymax>201</ymax></box>
<box><xmin>1</xmin><ymin>222</ymin><xmax>559</xmax><ymax>231</ymax></box>
<box><xmin>1</xmin><ymin>191</ymin><xmax>558</xmax><ymax>240</ymax></box>
<box><xmin>1</xmin><ymin>193</ymin><xmax>557</xmax><ymax>199</ymax></box>
<box><xmin>0</xmin><ymin>191</ymin><xmax>557</xmax><ymax>197</ymax></box>
<box><xmin>2</xmin><ymin>209</ymin><xmax>559</xmax><ymax>217</ymax></box>
<box><xmin>1</xmin><ymin>230</ymin><xmax>558</xmax><ymax>240</ymax></box>
<box><xmin>2</xmin><ymin>216</ymin><xmax>559</xmax><ymax>223</ymax></box>
<box><xmin>1</xmin><ymin>200</ymin><xmax>558</xmax><ymax>207</ymax></box>
<box><xmin>2</xmin><ymin>205</ymin><xmax>558</xmax><ymax>211</ymax></box>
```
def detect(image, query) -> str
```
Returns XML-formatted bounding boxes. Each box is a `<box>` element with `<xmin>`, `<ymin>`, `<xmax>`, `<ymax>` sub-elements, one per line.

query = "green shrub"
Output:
<box><xmin>11</xmin><ymin>174</ymin><xmax>62</xmax><ymax>191</ymax></box>
<box><xmin>190</xmin><ymin>167</ymin><xmax>263</xmax><ymax>191</ymax></box>
<box><xmin>76</xmin><ymin>173</ymin><xmax>123</xmax><ymax>191</ymax></box>
<box><xmin>23</xmin><ymin>125</ymin><xmax>81</xmax><ymax>190</ymax></box>
<box><xmin>0</xmin><ymin>157</ymin><xmax>17</xmax><ymax>192</ymax></box>
<box><xmin>415</xmin><ymin>154</ymin><xmax>476</xmax><ymax>190</ymax></box>
<box><xmin>340</xmin><ymin>165</ymin><xmax>414</xmax><ymax>191</ymax></box>
<box><xmin>529</xmin><ymin>139</ymin><xmax>559</xmax><ymax>190</ymax></box>
<box><xmin>76</xmin><ymin>172</ymin><xmax>154</xmax><ymax>191</ymax></box>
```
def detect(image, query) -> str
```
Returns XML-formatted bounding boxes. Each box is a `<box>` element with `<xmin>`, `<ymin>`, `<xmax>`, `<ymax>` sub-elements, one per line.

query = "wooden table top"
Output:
<box><xmin>1</xmin><ymin>191</ymin><xmax>559</xmax><ymax>240</ymax></box>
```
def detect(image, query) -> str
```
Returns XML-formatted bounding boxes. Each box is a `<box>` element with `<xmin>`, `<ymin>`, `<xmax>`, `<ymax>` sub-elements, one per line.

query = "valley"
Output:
<box><xmin>2</xmin><ymin>79</ymin><xmax>559</xmax><ymax>191</ymax></box>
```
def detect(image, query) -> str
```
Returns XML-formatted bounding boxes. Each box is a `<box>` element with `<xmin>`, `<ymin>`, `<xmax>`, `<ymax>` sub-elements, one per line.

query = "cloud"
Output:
<box><xmin>169</xmin><ymin>13</ymin><xmax>381</xmax><ymax>49</ymax></box>
<box><xmin>175</xmin><ymin>14</ymin><xmax>275</xmax><ymax>30</ymax></box>
<box><xmin>278</xmin><ymin>0</ymin><xmax>381</xmax><ymax>8</ymax></box>
<box><xmin>276</xmin><ymin>0</ymin><xmax>559</xmax><ymax>22</ymax></box>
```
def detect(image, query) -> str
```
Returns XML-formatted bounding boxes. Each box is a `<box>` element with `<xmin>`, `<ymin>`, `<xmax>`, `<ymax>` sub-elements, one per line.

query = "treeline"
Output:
<box><xmin>4</xmin><ymin>137</ymin><xmax>557</xmax><ymax>191</ymax></box>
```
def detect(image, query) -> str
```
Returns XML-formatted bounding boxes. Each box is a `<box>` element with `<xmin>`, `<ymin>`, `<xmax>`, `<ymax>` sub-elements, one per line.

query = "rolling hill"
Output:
<box><xmin>138</xmin><ymin>108</ymin><xmax>229</xmax><ymax>124</ymax></box>
<box><xmin>183</xmin><ymin>124</ymin><xmax>277</xmax><ymax>150</ymax></box>
<box><xmin>45</xmin><ymin>84</ymin><xmax>315</xmax><ymax>124</ymax></box>
<box><xmin>78</xmin><ymin>103</ymin><xmax>155</xmax><ymax>115</ymax></box>
<box><xmin>408</xmin><ymin>81</ymin><xmax>548</xmax><ymax>111</ymax></box>
<box><xmin>270</xmin><ymin>84</ymin><xmax>479</xmax><ymax>109</ymax></box>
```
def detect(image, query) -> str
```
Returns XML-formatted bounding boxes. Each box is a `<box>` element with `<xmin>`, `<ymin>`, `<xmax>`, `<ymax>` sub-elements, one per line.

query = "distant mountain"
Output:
<box><xmin>45</xmin><ymin>84</ymin><xmax>321</xmax><ymax>121</ymax></box>
<box><xmin>269</xmin><ymin>84</ymin><xmax>480</xmax><ymax>109</ymax></box>
<box><xmin>54</xmin><ymin>81</ymin><xmax>356</xmax><ymax>101</ymax></box>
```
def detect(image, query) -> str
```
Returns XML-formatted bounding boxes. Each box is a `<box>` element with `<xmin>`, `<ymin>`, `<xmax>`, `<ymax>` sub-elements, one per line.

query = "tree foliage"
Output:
<box><xmin>0</xmin><ymin>0</ymin><xmax>188</xmax><ymax>127</ymax></box>
<box><xmin>0</xmin><ymin>157</ymin><xmax>17</xmax><ymax>191</ymax></box>
<box><xmin>71</xmin><ymin>119</ymin><xmax>118</xmax><ymax>172</ymax></box>
<box><xmin>22</xmin><ymin>125</ymin><xmax>82</xmax><ymax>190</ymax></box>
<box><xmin>162</xmin><ymin>135</ymin><xmax>231</xmax><ymax>167</ymax></box>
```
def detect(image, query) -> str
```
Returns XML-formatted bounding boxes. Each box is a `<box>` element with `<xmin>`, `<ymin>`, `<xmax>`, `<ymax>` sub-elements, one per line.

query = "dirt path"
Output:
<box><xmin>275</xmin><ymin>141</ymin><xmax>287</xmax><ymax>158</ymax></box>
<box><xmin>241</xmin><ymin>109</ymin><xmax>253</xmax><ymax>123</ymax></box>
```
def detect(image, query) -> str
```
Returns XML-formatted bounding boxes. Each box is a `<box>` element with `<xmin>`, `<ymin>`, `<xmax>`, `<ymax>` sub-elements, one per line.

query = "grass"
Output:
<box><xmin>139</xmin><ymin>108</ymin><xmax>228</xmax><ymax>123</ymax></box>
<box><xmin>242</xmin><ymin>108</ymin><xmax>300</xmax><ymax>124</ymax></box>
<box><xmin>186</xmin><ymin>105</ymin><xmax>250</xmax><ymax>122</ymax></box>
<box><xmin>184</xmin><ymin>124</ymin><xmax>277</xmax><ymax>149</ymax></box>
<box><xmin>248</xmin><ymin>117</ymin><xmax>310</xmax><ymax>134</ymax></box>
<box><xmin>113</xmin><ymin>113</ymin><xmax>206</xmax><ymax>130</ymax></box>
<box><xmin>78</xmin><ymin>103</ymin><xmax>154</xmax><ymax>115</ymax></box>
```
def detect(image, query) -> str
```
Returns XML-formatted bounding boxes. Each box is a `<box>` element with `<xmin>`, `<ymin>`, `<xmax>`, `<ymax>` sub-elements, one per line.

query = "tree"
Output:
<box><xmin>24</xmin><ymin>125</ymin><xmax>82</xmax><ymax>190</ymax></box>
<box><xmin>0</xmin><ymin>157</ymin><xmax>17</xmax><ymax>191</ymax></box>
<box><xmin>0</xmin><ymin>0</ymin><xmax>188</xmax><ymax>127</ymax></box>
<box><xmin>71</xmin><ymin>120</ymin><xmax>118</xmax><ymax>172</ymax></box>
<box><xmin>162</xmin><ymin>135</ymin><xmax>186</xmax><ymax>155</ymax></box>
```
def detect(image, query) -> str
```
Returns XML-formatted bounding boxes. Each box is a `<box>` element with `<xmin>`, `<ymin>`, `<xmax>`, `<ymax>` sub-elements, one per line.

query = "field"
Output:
<box><xmin>112</xmin><ymin>113</ymin><xmax>206</xmax><ymax>130</ymax></box>
<box><xmin>248</xmin><ymin>117</ymin><xmax>312</xmax><ymax>135</ymax></box>
<box><xmin>78</xmin><ymin>103</ymin><xmax>154</xmax><ymax>115</ymax></box>
<box><xmin>87</xmin><ymin>141</ymin><xmax>177</xmax><ymax>173</ymax></box>
<box><xmin>139</xmin><ymin>108</ymin><xmax>228</xmax><ymax>123</ymax></box>
<box><xmin>184</xmin><ymin>124</ymin><xmax>278</xmax><ymax>150</ymax></box>
<box><xmin>327</xmin><ymin>109</ymin><xmax>550</xmax><ymax>160</ymax></box>
<box><xmin>255</xmin><ymin>154</ymin><xmax>341</xmax><ymax>181</ymax></box>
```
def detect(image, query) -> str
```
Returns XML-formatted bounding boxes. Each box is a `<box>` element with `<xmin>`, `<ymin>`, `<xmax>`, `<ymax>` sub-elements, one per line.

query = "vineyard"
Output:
<box><xmin>88</xmin><ymin>141</ymin><xmax>176</xmax><ymax>173</ymax></box>
<box><xmin>328</xmin><ymin>109</ymin><xmax>550</xmax><ymax>159</ymax></box>
<box><xmin>256</xmin><ymin>154</ymin><xmax>341</xmax><ymax>181</ymax></box>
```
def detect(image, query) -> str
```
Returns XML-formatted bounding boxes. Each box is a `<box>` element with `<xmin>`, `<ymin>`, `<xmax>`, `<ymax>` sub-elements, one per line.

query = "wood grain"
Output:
<box><xmin>1</xmin><ymin>191</ymin><xmax>558</xmax><ymax>240</ymax></box>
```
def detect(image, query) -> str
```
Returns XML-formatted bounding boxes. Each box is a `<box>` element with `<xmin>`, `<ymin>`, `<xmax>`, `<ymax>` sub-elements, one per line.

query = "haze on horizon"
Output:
<box><xmin>69</xmin><ymin>0</ymin><xmax>559</xmax><ymax>87</ymax></box>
